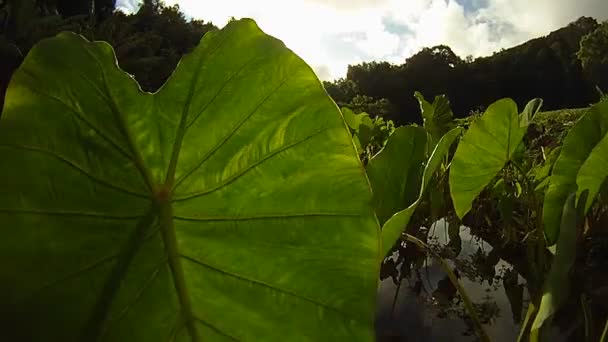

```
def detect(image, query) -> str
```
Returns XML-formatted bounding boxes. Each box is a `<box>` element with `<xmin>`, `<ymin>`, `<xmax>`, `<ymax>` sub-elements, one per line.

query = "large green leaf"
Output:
<box><xmin>366</xmin><ymin>126</ymin><xmax>427</xmax><ymax>225</ymax></box>
<box><xmin>0</xmin><ymin>19</ymin><xmax>380</xmax><ymax>341</ymax></box>
<box><xmin>543</xmin><ymin>101</ymin><xmax>608</xmax><ymax>244</ymax></box>
<box><xmin>380</xmin><ymin>127</ymin><xmax>462</xmax><ymax>256</ymax></box>
<box><xmin>576</xmin><ymin>102</ymin><xmax>608</xmax><ymax>213</ymax></box>
<box><xmin>530</xmin><ymin>191</ymin><xmax>587</xmax><ymax>341</ymax></box>
<box><xmin>449</xmin><ymin>99</ymin><xmax>526</xmax><ymax>219</ymax></box>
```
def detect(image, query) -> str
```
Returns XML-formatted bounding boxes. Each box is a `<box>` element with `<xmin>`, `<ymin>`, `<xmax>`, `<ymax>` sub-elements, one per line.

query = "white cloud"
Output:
<box><xmin>125</xmin><ymin>0</ymin><xmax>608</xmax><ymax>80</ymax></box>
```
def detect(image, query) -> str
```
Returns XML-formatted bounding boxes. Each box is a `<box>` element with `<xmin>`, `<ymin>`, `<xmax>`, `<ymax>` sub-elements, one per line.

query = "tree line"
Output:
<box><xmin>325</xmin><ymin>17</ymin><xmax>608</xmax><ymax>125</ymax></box>
<box><xmin>0</xmin><ymin>0</ymin><xmax>216</xmax><ymax>113</ymax></box>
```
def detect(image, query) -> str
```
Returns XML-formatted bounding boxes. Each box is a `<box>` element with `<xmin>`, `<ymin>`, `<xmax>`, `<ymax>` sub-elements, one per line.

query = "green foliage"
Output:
<box><xmin>341</xmin><ymin>107</ymin><xmax>395</xmax><ymax>162</ymax></box>
<box><xmin>519</xmin><ymin>98</ymin><xmax>543</xmax><ymax>127</ymax></box>
<box><xmin>366</xmin><ymin>126</ymin><xmax>427</xmax><ymax>225</ymax></box>
<box><xmin>449</xmin><ymin>98</ymin><xmax>527</xmax><ymax>219</ymax></box>
<box><xmin>578</xmin><ymin>21</ymin><xmax>608</xmax><ymax>91</ymax></box>
<box><xmin>576</xmin><ymin>102</ymin><xmax>608</xmax><ymax>213</ymax></box>
<box><xmin>543</xmin><ymin>101</ymin><xmax>608</xmax><ymax>244</ymax></box>
<box><xmin>0</xmin><ymin>20</ymin><xmax>380</xmax><ymax>341</ymax></box>
<box><xmin>530</xmin><ymin>191</ymin><xmax>588</xmax><ymax>340</ymax></box>
<box><xmin>94</xmin><ymin>3</ymin><xmax>217</xmax><ymax>92</ymax></box>
<box><xmin>368</xmin><ymin>90</ymin><xmax>607</xmax><ymax>341</ymax></box>
<box><xmin>380</xmin><ymin>127</ymin><xmax>462</xmax><ymax>256</ymax></box>
<box><xmin>349</xmin><ymin>94</ymin><xmax>394</xmax><ymax>118</ymax></box>
<box><xmin>414</xmin><ymin>91</ymin><xmax>455</xmax><ymax>150</ymax></box>
<box><xmin>0</xmin><ymin>0</ymin><xmax>217</xmax><ymax>115</ymax></box>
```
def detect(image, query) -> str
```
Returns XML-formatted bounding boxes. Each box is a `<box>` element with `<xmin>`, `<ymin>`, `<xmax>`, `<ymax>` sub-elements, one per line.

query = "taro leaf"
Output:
<box><xmin>543</xmin><ymin>101</ymin><xmax>608</xmax><ymax>244</ymax></box>
<box><xmin>380</xmin><ymin>127</ymin><xmax>462</xmax><ymax>257</ymax></box>
<box><xmin>341</xmin><ymin>107</ymin><xmax>361</xmax><ymax>131</ymax></box>
<box><xmin>366</xmin><ymin>125</ymin><xmax>427</xmax><ymax>225</ymax></box>
<box><xmin>449</xmin><ymin>99</ymin><xmax>526</xmax><ymax>219</ymax></box>
<box><xmin>358</xmin><ymin>114</ymin><xmax>375</xmax><ymax>148</ymax></box>
<box><xmin>530</xmin><ymin>191</ymin><xmax>588</xmax><ymax>341</ymax></box>
<box><xmin>0</xmin><ymin>20</ymin><xmax>380</xmax><ymax>341</ymax></box>
<box><xmin>576</xmin><ymin>101</ymin><xmax>608</xmax><ymax>214</ymax></box>
<box><xmin>519</xmin><ymin>98</ymin><xmax>543</xmax><ymax>127</ymax></box>
<box><xmin>414</xmin><ymin>91</ymin><xmax>454</xmax><ymax>149</ymax></box>
<box><xmin>341</xmin><ymin>107</ymin><xmax>364</xmax><ymax>153</ymax></box>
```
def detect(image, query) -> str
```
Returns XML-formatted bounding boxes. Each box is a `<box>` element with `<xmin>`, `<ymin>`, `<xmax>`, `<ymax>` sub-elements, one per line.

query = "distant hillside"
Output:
<box><xmin>324</xmin><ymin>17</ymin><xmax>605</xmax><ymax>125</ymax></box>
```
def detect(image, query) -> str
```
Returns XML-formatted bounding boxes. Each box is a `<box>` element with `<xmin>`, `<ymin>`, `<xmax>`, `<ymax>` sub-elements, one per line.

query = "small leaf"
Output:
<box><xmin>380</xmin><ymin>127</ymin><xmax>462</xmax><ymax>256</ymax></box>
<box><xmin>515</xmin><ymin>181</ymin><xmax>523</xmax><ymax>198</ymax></box>
<box><xmin>414</xmin><ymin>91</ymin><xmax>454</xmax><ymax>149</ymax></box>
<box><xmin>450</xmin><ymin>99</ymin><xmax>526</xmax><ymax>219</ymax></box>
<box><xmin>519</xmin><ymin>98</ymin><xmax>543</xmax><ymax>127</ymax></box>
<box><xmin>341</xmin><ymin>107</ymin><xmax>361</xmax><ymax>131</ymax></box>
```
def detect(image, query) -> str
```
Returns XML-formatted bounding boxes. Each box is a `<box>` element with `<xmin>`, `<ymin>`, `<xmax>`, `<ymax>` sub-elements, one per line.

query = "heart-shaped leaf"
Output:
<box><xmin>0</xmin><ymin>19</ymin><xmax>379</xmax><ymax>341</ymax></box>
<box><xmin>449</xmin><ymin>98</ymin><xmax>526</xmax><ymax>219</ymax></box>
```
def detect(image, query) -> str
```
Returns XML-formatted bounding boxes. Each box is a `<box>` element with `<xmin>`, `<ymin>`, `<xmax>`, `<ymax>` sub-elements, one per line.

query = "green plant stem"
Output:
<box><xmin>403</xmin><ymin>234</ymin><xmax>491</xmax><ymax>342</ymax></box>
<box><xmin>600</xmin><ymin>318</ymin><xmax>608</xmax><ymax>342</ymax></box>
<box><xmin>517</xmin><ymin>301</ymin><xmax>538</xmax><ymax>342</ymax></box>
<box><xmin>158</xmin><ymin>191</ymin><xmax>200</xmax><ymax>342</ymax></box>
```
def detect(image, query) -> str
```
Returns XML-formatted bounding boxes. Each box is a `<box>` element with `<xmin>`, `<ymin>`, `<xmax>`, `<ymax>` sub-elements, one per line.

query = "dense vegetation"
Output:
<box><xmin>0</xmin><ymin>0</ymin><xmax>216</xmax><ymax>111</ymax></box>
<box><xmin>1</xmin><ymin>1</ymin><xmax>608</xmax><ymax>341</ymax></box>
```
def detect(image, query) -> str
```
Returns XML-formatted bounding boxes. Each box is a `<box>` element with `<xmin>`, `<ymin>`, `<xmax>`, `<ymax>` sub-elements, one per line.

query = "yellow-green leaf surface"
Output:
<box><xmin>576</xmin><ymin>102</ymin><xmax>608</xmax><ymax>213</ymax></box>
<box><xmin>449</xmin><ymin>99</ymin><xmax>526</xmax><ymax>219</ymax></box>
<box><xmin>366</xmin><ymin>126</ymin><xmax>427</xmax><ymax>225</ymax></box>
<box><xmin>381</xmin><ymin>127</ymin><xmax>462</xmax><ymax>256</ymax></box>
<box><xmin>0</xmin><ymin>19</ymin><xmax>379</xmax><ymax>341</ymax></box>
<box><xmin>543</xmin><ymin>101</ymin><xmax>608</xmax><ymax>244</ymax></box>
<box><xmin>531</xmin><ymin>191</ymin><xmax>586</xmax><ymax>341</ymax></box>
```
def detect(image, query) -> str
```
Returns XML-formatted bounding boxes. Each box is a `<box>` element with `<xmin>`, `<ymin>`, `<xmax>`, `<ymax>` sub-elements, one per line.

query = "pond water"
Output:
<box><xmin>375</xmin><ymin>220</ymin><xmax>533</xmax><ymax>342</ymax></box>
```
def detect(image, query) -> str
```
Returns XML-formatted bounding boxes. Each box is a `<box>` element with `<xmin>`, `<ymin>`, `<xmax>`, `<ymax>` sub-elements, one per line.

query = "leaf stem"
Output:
<box><xmin>158</xmin><ymin>191</ymin><xmax>199</xmax><ymax>342</ymax></box>
<box><xmin>601</xmin><ymin>317</ymin><xmax>608</xmax><ymax>342</ymax></box>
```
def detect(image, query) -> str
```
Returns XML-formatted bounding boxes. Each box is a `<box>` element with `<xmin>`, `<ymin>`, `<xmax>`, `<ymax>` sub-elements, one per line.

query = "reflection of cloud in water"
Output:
<box><xmin>376</xmin><ymin>219</ymin><xmax>529</xmax><ymax>342</ymax></box>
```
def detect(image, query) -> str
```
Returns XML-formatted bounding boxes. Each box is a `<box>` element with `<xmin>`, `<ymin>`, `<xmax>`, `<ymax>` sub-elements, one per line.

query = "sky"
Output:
<box><xmin>116</xmin><ymin>0</ymin><xmax>608</xmax><ymax>81</ymax></box>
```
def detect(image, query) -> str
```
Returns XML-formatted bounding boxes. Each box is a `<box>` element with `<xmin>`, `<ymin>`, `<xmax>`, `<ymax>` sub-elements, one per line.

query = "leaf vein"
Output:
<box><xmin>174</xmin><ymin>128</ymin><xmax>328</xmax><ymax>201</ymax></box>
<box><xmin>173</xmin><ymin>212</ymin><xmax>361</xmax><ymax>222</ymax></box>
<box><xmin>174</xmin><ymin>70</ymin><xmax>297</xmax><ymax>190</ymax></box>
<box><xmin>0</xmin><ymin>144</ymin><xmax>149</xmax><ymax>199</ymax></box>
<box><xmin>192</xmin><ymin>315</ymin><xmax>241</xmax><ymax>341</ymax></box>
<box><xmin>20</xmin><ymin>68</ymin><xmax>134</xmax><ymax>161</ymax></box>
<box><xmin>0</xmin><ymin>208</ymin><xmax>144</xmax><ymax>219</ymax></box>
<box><xmin>180</xmin><ymin>254</ymin><xmax>363</xmax><ymax>322</ymax></box>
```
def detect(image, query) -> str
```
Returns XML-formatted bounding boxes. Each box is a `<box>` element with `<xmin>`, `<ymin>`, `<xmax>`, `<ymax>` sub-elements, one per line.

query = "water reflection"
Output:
<box><xmin>376</xmin><ymin>220</ymin><xmax>529</xmax><ymax>342</ymax></box>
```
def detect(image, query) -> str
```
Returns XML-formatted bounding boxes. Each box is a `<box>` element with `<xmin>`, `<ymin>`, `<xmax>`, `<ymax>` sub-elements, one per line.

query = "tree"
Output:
<box><xmin>578</xmin><ymin>20</ymin><xmax>608</xmax><ymax>93</ymax></box>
